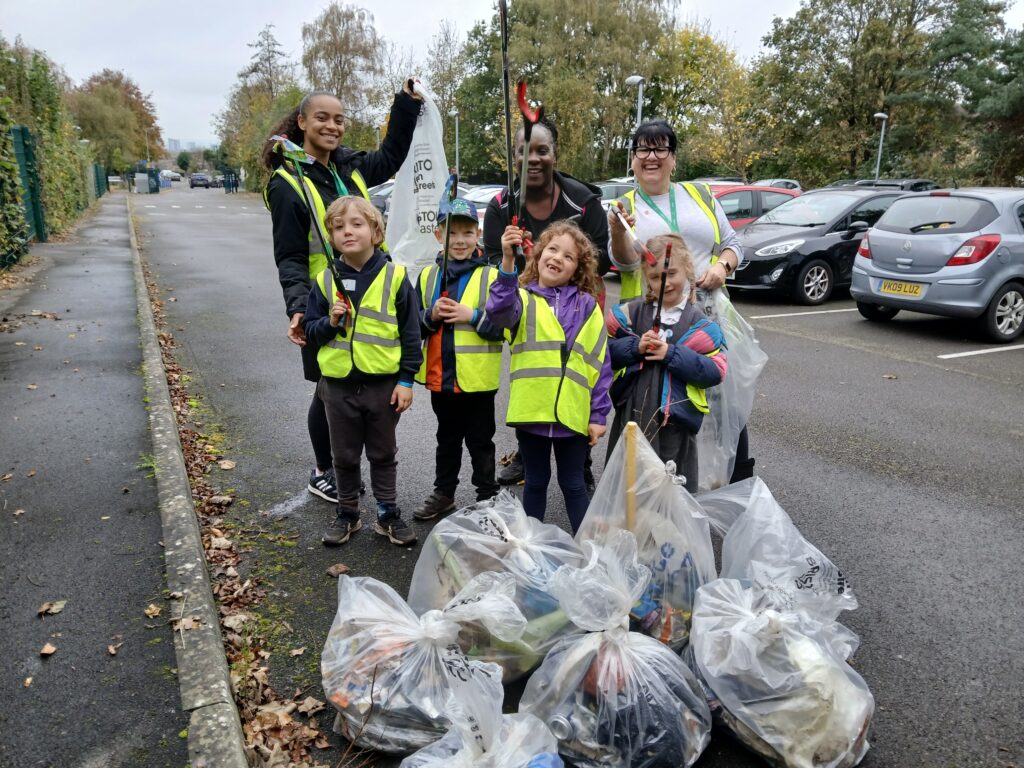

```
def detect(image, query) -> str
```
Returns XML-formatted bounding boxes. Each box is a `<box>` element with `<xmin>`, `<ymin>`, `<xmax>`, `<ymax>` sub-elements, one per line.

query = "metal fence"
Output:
<box><xmin>11</xmin><ymin>125</ymin><xmax>46</xmax><ymax>243</ymax></box>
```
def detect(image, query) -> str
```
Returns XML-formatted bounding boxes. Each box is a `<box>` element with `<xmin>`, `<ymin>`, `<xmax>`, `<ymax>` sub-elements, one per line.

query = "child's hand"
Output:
<box><xmin>638</xmin><ymin>328</ymin><xmax>659</xmax><ymax>354</ymax></box>
<box><xmin>437</xmin><ymin>298</ymin><xmax>472</xmax><ymax>324</ymax></box>
<box><xmin>643</xmin><ymin>332</ymin><xmax>669</xmax><ymax>361</ymax></box>
<box><xmin>430</xmin><ymin>299</ymin><xmax>443</xmax><ymax>322</ymax></box>
<box><xmin>391</xmin><ymin>384</ymin><xmax>413</xmax><ymax>413</ymax></box>
<box><xmin>587</xmin><ymin>423</ymin><xmax>607</xmax><ymax>447</ymax></box>
<box><xmin>500</xmin><ymin>225</ymin><xmax>524</xmax><ymax>265</ymax></box>
<box><xmin>329</xmin><ymin>295</ymin><xmax>350</xmax><ymax>328</ymax></box>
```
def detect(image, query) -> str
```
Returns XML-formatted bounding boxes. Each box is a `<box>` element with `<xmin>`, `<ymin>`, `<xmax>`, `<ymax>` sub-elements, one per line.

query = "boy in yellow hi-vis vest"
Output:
<box><xmin>303</xmin><ymin>197</ymin><xmax>422</xmax><ymax>547</ymax></box>
<box><xmin>413</xmin><ymin>197</ymin><xmax>506</xmax><ymax>520</ymax></box>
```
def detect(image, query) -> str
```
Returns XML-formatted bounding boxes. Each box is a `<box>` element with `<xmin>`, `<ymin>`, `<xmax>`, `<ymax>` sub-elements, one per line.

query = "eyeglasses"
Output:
<box><xmin>632</xmin><ymin>146</ymin><xmax>672</xmax><ymax>159</ymax></box>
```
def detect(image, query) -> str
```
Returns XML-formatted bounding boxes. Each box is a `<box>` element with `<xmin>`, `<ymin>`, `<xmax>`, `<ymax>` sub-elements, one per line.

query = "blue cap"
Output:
<box><xmin>438</xmin><ymin>197</ymin><xmax>479</xmax><ymax>225</ymax></box>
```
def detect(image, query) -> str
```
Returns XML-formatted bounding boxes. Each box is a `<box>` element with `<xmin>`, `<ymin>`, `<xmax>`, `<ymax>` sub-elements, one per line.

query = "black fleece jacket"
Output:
<box><xmin>267</xmin><ymin>91</ymin><xmax>422</xmax><ymax>319</ymax></box>
<box><xmin>303</xmin><ymin>250</ymin><xmax>423</xmax><ymax>384</ymax></box>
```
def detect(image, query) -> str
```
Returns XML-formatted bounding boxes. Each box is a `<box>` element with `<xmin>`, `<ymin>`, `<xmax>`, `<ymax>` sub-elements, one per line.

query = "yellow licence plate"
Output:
<box><xmin>880</xmin><ymin>279</ymin><xmax>923</xmax><ymax>297</ymax></box>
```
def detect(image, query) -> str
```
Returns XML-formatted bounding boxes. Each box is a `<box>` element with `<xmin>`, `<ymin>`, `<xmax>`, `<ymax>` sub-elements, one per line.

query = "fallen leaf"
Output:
<box><xmin>26</xmin><ymin>469</ymin><xmax>36</xmax><ymax>477</ymax></box>
<box><xmin>107</xmin><ymin>642</ymin><xmax>124</xmax><ymax>655</ymax></box>
<box><xmin>68</xmin><ymin>333</ymin><xmax>75</xmax><ymax>339</ymax></box>
<box><xmin>173</xmin><ymin>616</ymin><xmax>202</xmax><ymax>631</ymax></box>
<box><xmin>315</xmin><ymin>735</ymin><xmax>330</xmax><ymax>749</ymax></box>
<box><xmin>144</xmin><ymin>603</ymin><xmax>161</xmax><ymax>618</ymax></box>
<box><xmin>37</xmin><ymin>600</ymin><xmax>66</xmax><ymax>616</ymax></box>
<box><xmin>882</xmin><ymin>373</ymin><xmax>898</xmax><ymax>380</ymax></box>
<box><xmin>100</xmin><ymin>515</ymin><xmax>110</xmax><ymax>521</ymax></box>
<box><xmin>13</xmin><ymin>509</ymin><xmax>25</xmax><ymax>516</ymax></box>
<box><xmin>325</xmin><ymin>563</ymin><xmax>350</xmax><ymax>578</ymax></box>
<box><xmin>26</xmin><ymin>384</ymin><xmax>37</xmax><ymax>390</ymax></box>
<box><xmin>217</xmin><ymin>459</ymin><xmax>236</xmax><ymax>470</ymax></box>
<box><xmin>289</xmin><ymin>647</ymin><xmax>306</xmax><ymax>657</ymax></box>
<box><xmin>208</xmin><ymin>495</ymin><xmax>233</xmax><ymax>506</ymax></box>
<box><xmin>297</xmin><ymin>696</ymin><xmax>325</xmax><ymax>716</ymax></box>
<box><xmin>40</xmin><ymin>643</ymin><xmax>56</xmax><ymax>656</ymax></box>
<box><xmin>221</xmin><ymin>614</ymin><xmax>251</xmax><ymax>631</ymax></box>
<box><xmin>33</xmin><ymin>345</ymin><xmax>42</xmax><ymax>351</ymax></box>
<box><xmin>23</xmin><ymin>677</ymin><xmax>32</xmax><ymax>687</ymax></box>
<box><xmin>14</xmin><ymin>341</ymin><xmax>25</xmax><ymax>346</ymax></box>
<box><xmin>167</xmin><ymin>591</ymin><xmax>184</xmax><ymax>600</ymax></box>
<box><xmin>209</xmin><ymin>536</ymin><xmax>232</xmax><ymax>550</ymax></box>
<box><xmin>1</xmin><ymin>473</ymin><xmax>11</xmax><ymax>482</ymax></box>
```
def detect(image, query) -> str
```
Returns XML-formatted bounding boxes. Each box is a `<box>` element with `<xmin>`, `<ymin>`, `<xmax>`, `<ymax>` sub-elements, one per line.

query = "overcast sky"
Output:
<box><xmin>2</xmin><ymin>0</ymin><xmax>1022</xmax><ymax>146</ymax></box>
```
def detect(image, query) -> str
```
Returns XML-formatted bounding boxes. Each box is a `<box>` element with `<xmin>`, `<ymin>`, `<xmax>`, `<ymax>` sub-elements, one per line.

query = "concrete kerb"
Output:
<box><xmin>126</xmin><ymin>197</ymin><xmax>249</xmax><ymax>768</ymax></box>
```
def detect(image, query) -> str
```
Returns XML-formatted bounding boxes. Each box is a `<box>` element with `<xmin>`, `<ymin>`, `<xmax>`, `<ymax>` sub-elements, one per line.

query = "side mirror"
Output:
<box><xmin>844</xmin><ymin>220</ymin><xmax>870</xmax><ymax>238</ymax></box>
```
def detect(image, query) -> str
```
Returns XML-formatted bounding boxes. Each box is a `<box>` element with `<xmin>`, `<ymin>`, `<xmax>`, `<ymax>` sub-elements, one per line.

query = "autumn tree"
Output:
<box><xmin>424</xmin><ymin>21</ymin><xmax>465</xmax><ymax>165</ymax></box>
<box><xmin>240</xmin><ymin>25</ymin><xmax>292</xmax><ymax>99</ymax></box>
<box><xmin>70</xmin><ymin>69</ymin><xmax>163</xmax><ymax>171</ymax></box>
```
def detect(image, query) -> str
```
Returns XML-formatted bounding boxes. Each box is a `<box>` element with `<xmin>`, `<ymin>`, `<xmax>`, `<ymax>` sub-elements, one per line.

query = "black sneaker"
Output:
<box><xmin>497</xmin><ymin>451</ymin><xmax>525</xmax><ymax>485</ymax></box>
<box><xmin>584</xmin><ymin>466</ymin><xmax>596</xmax><ymax>494</ymax></box>
<box><xmin>374</xmin><ymin>504</ymin><xmax>417</xmax><ymax>545</ymax></box>
<box><xmin>414</xmin><ymin>490</ymin><xmax>456</xmax><ymax>521</ymax></box>
<box><xmin>308</xmin><ymin>468</ymin><xmax>339</xmax><ymax>502</ymax></box>
<box><xmin>322</xmin><ymin>509</ymin><xmax>361</xmax><ymax>546</ymax></box>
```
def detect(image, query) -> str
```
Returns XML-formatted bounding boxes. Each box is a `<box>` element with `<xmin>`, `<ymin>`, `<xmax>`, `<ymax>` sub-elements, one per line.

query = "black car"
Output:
<box><xmin>189</xmin><ymin>173</ymin><xmax>211</xmax><ymax>189</ymax></box>
<box><xmin>730</xmin><ymin>188</ymin><xmax>905</xmax><ymax>304</ymax></box>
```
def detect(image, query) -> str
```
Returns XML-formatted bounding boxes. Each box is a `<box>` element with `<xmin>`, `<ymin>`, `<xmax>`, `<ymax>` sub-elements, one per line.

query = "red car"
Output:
<box><xmin>709</xmin><ymin>184</ymin><xmax>801</xmax><ymax>228</ymax></box>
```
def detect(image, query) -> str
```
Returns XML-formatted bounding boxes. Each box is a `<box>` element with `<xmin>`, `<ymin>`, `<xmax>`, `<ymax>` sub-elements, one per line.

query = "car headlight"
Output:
<box><xmin>769</xmin><ymin>266</ymin><xmax>785</xmax><ymax>282</ymax></box>
<box><xmin>754</xmin><ymin>240</ymin><xmax>805</xmax><ymax>257</ymax></box>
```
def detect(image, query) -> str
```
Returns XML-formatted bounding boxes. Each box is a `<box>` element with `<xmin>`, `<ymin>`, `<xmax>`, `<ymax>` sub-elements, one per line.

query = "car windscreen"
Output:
<box><xmin>874</xmin><ymin>196</ymin><xmax>999</xmax><ymax>234</ymax></box>
<box><xmin>465</xmin><ymin>187</ymin><xmax>502</xmax><ymax>203</ymax></box>
<box><xmin>757</xmin><ymin>193</ymin><xmax>859</xmax><ymax>226</ymax></box>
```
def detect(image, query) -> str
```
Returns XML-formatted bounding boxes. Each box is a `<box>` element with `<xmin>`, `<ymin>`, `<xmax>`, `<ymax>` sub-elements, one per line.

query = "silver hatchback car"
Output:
<box><xmin>850</xmin><ymin>188</ymin><xmax>1024</xmax><ymax>341</ymax></box>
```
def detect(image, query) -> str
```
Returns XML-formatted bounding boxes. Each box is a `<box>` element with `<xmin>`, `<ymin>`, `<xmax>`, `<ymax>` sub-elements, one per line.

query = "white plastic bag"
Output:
<box><xmin>704</xmin><ymin>478</ymin><xmax>857</xmax><ymax>622</ymax></box>
<box><xmin>693</xmin><ymin>288</ymin><xmax>768</xmax><ymax>490</ymax></box>
<box><xmin>408</xmin><ymin>491</ymin><xmax>586</xmax><ymax>681</ymax></box>
<box><xmin>577</xmin><ymin>422</ymin><xmax>716</xmax><ymax>649</ymax></box>
<box><xmin>385</xmin><ymin>83</ymin><xmax>449</xmax><ymax>269</ymax></box>
<box><xmin>691</xmin><ymin>579</ymin><xmax>873</xmax><ymax>768</ymax></box>
<box><xmin>322</xmin><ymin>572</ymin><xmax>524</xmax><ymax>753</ymax></box>
<box><xmin>400</xmin><ymin>656</ymin><xmax>563</xmax><ymax>768</ymax></box>
<box><xmin>520</xmin><ymin>532</ymin><xmax>711</xmax><ymax>768</ymax></box>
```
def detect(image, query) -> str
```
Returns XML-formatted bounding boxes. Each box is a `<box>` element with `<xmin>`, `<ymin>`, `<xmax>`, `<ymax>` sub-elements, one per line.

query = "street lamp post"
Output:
<box><xmin>873</xmin><ymin>112</ymin><xmax>888</xmax><ymax>182</ymax></box>
<box><xmin>449</xmin><ymin>109</ymin><xmax>460</xmax><ymax>178</ymax></box>
<box><xmin>144</xmin><ymin>127</ymin><xmax>151</xmax><ymax>166</ymax></box>
<box><xmin>625</xmin><ymin>75</ymin><xmax>645</xmax><ymax>176</ymax></box>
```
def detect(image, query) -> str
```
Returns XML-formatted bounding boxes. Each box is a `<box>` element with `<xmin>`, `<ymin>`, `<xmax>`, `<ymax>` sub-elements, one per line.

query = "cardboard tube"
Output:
<box><xmin>625</xmin><ymin>421</ymin><xmax>638</xmax><ymax>530</ymax></box>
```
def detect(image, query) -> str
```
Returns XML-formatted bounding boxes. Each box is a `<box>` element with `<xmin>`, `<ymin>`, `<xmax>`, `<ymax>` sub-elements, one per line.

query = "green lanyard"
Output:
<box><xmin>637</xmin><ymin>184</ymin><xmax>678</xmax><ymax>233</ymax></box>
<box><xmin>328</xmin><ymin>164</ymin><xmax>349</xmax><ymax>197</ymax></box>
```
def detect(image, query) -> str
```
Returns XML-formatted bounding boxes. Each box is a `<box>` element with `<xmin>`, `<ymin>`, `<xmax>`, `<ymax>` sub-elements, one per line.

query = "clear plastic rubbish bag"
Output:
<box><xmin>693</xmin><ymin>288</ymin><xmax>768</xmax><ymax>491</ymax></box>
<box><xmin>408</xmin><ymin>490</ymin><xmax>586</xmax><ymax>681</ymax></box>
<box><xmin>700</xmin><ymin>478</ymin><xmax>856</xmax><ymax>622</ymax></box>
<box><xmin>520</xmin><ymin>532</ymin><xmax>711</xmax><ymax>768</ymax></box>
<box><xmin>401</xmin><ymin>654</ymin><xmax>563</xmax><ymax>768</ymax></box>
<box><xmin>577</xmin><ymin>422</ymin><xmax>716</xmax><ymax>649</ymax></box>
<box><xmin>322</xmin><ymin>572</ymin><xmax>524</xmax><ymax>753</ymax></box>
<box><xmin>691</xmin><ymin>579</ymin><xmax>873</xmax><ymax>768</ymax></box>
<box><xmin>385</xmin><ymin>82</ymin><xmax>450</xmax><ymax>270</ymax></box>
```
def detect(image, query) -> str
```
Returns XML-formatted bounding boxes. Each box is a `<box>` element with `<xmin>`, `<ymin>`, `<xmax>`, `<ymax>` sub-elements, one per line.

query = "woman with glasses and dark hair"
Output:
<box><xmin>608</xmin><ymin>119</ymin><xmax>757</xmax><ymax>484</ymax></box>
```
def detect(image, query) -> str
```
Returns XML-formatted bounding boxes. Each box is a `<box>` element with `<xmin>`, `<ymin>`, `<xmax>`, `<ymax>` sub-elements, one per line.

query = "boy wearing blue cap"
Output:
<box><xmin>413</xmin><ymin>197</ymin><xmax>506</xmax><ymax>520</ymax></box>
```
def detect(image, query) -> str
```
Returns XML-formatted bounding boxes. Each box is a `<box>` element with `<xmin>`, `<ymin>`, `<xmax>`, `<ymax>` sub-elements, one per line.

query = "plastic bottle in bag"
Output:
<box><xmin>520</xmin><ymin>531</ymin><xmax>711</xmax><ymax>768</ymax></box>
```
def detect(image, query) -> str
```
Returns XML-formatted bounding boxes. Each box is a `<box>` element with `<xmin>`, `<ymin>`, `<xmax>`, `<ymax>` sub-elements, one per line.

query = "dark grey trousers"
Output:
<box><xmin>318</xmin><ymin>375</ymin><xmax>401</xmax><ymax>508</ymax></box>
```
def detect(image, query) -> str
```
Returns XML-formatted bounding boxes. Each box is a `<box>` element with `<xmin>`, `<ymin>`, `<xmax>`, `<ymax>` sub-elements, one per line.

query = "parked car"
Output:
<box><xmin>159</xmin><ymin>169</ymin><xmax>182</xmax><ymax>181</ymax></box>
<box><xmin>828</xmin><ymin>179</ymin><xmax>860</xmax><ymax>187</ymax></box>
<box><xmin>380</xmin><ymin>182</ymin><xmax>472</xmax><ymax>226</ymax></box>
<box><xmin>598</xmin><ymin>181</ymin><xmax>636</xmax><ymax>204</ymax></box>
<box><xmin>752</xmin><ymin>178</ymin><xmax>802</xmax><ymax>191</ymax></box>
<box><xmin>462</xmin><ymin>184</ymin><xmax>505</xmax><ymax>231</ymax></box>
<box><xmin>189</xmin><ymin>173</ymin><xmax>211</xmax><ymax>189</ymax></box>
<box><xmin>691</xmin><ymin>176</ymin><xmax>744</xmax><ymax>184</ymax></box>
<box><xmin>712</xmin><ymin>184</ymin><xmax>801</xmax><ymax>228</ymax></box>
<box><xmin>730</xmin><ymin>187</ymin><xmax>905</xmax><ymax>304</ymax></box>
<box><xmin>850</xmin><ymin>188</ymin><xmax>1024</xmax><ymax>341</ymax></box>
<box><xmin>853</xmin><ymin>178</ymin><xmax>939</xmax><ymax>192</ymax></box>
<box><xmin>211</xmin><ymin>175</ymin><xmax>225</xmax><ymax>188</ymax></box>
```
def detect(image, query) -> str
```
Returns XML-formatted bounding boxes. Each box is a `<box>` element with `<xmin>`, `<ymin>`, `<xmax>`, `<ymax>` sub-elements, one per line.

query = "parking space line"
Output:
<box><xmin>749</xmin><ymin>308</ymin><xmax>859</xmax><ymax>320</ymax></box>
<box><xmin>937</xmin><ymin>343</ymin><xmax>1024</xmax><ymax>359</ymax></box>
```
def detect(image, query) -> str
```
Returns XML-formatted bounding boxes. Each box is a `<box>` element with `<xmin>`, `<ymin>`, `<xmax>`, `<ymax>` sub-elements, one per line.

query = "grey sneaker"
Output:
<box><xmin>413</xmin><ymin>490</ymin><xmax>456</xmax><ymax>521</ymax></box>
<box><xmin>374</xmin><ymin>504</ymin><xmax>417</xmax><ymax>546</ymax></box>
<box><xmin>497</xmin><ymin>451</ymin><xmax>525</xmax><ymax>485</ymax></box>
<box><xmin>322</xmin><ymin>509</ymin><xmax>361</xmax><ymax>546</ymax></box>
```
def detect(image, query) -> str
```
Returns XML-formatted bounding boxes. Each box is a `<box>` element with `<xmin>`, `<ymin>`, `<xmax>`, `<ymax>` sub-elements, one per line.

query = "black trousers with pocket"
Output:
<box><xmin>430</xmin><ymin>390</ymin><xmax>499</xmax><ymax>501</ymax></box>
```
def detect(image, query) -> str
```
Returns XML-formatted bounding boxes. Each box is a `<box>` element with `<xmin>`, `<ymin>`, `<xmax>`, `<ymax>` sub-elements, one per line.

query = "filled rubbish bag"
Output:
<box><xmin>408</xmin><ymin>491</ymin><xmax>586</xmax><ymax>680</ymax></box>
<box><xmin>400</xmin><ymin>655</ymin><xmax>563</xmax><ymax>768</ymax></box>
<box><xmin>701</xmin><ymin>477</ymin><xmax>856</xmax><ymax>622</ymax></box>
<box><xmin>385</xmin><ymin>82</ymin><xmax>449</xmax><ymax>270</ymax></box>
<box><xmin>322</xmin><ymin>572</ymin><xmax>525</xmax><ymax>753</ymax></box>
<box><xmin>693</xmin><ymin>288</ymin><xmax>767</xmax><ymax>491</ymax></box>
<box><xmin>520</xmin><ymin>531</ymin><xmax>711</xmax><ymax>768</ymax></box>
<box><xmin>577</xmin><ymin>422</ymin><xmax>715</xmax><ymax>649</ymax></box>
<box><xmin>691</xmin><ymin>578</ymin><xmax>873</xmax><ymax>768</ymax></box>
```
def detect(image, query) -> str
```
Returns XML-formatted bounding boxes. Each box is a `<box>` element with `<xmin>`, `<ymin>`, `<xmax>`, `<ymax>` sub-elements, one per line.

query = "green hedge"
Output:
<box><xmin>0</xmin><ymin>96</ymin><xmax>28</xmax><ymax>267</ymax></box>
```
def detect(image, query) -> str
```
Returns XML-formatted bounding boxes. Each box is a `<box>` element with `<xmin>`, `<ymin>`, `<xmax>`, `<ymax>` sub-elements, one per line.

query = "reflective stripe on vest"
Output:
<box><xmin>415</xmin><ymin>265</ymin><xmax>503</xmax><ymax>391</ymax></box>
<box><xmin>264</xmin><ymin>166</ymin><xmax>384</xmax><ymax>280</ymax></box>
<box><xmin>315</xmin><ymin>263</ymin><xmax>405</xmax><ymax>378</ymax></box>
<box><xmin>506</xmin><ymin>290</ymin><xmax>607</xmax><ymax>436</ymax></box>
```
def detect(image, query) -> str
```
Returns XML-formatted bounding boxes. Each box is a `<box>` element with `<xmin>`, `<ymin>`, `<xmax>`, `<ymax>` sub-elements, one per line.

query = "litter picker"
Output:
<box><xmin>269</xmin><ymin>134</ymin><xmax>351</xmax><ymax>326</ymax></box>
<box><xmin>614</xmin><ymin>206</ymin><xmax>657</xmax><ymax>267</ymax></box>
<box><xmin>437</xmin><ymin>173</ymin><xmax>459</xmax><ymax>301</ymax></box>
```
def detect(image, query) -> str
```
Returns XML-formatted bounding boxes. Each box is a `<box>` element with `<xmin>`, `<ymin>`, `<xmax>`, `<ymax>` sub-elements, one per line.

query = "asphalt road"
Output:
<box><xmin>133</xmin><ymin>184</ymin><xmax>1024</xmax><ymax>767</ymax></box>
<box><xmin>0</xmin><ymin>195</ymin><xmax>187</xmax><ymax>768</ymax></box>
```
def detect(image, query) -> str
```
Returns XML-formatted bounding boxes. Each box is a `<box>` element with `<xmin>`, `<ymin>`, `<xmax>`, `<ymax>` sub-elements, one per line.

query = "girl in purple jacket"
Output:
<box><xmin>486</xmin><ymin>221</ymin><xmax>612</xmax><ymax>533</ymax></box>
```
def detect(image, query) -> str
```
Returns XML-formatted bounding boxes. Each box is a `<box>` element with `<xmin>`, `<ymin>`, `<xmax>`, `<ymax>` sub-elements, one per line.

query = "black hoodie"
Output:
<box><xmin>482</xmin><ymin>170</ymin><xmax>610</xmax><ymax>273</ymax></box>
<box><xmin>266</xmin><ymin>90</ymin><xmax>422</xmax><ymax>320</ymax></box>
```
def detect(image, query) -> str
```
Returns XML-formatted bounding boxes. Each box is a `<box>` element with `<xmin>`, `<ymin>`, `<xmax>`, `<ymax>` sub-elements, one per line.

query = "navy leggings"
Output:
<box><xmin>516</xmin><ymin>430</ymin><xmax>590</xmax><ymax>534</ymax></box>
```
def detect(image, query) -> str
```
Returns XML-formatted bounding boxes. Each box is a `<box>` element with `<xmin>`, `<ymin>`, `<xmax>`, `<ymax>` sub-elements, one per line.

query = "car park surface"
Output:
<box><xmin>851</xmin><ymin>188</ymin><xmax>1024</xmax><ymax>341</ymax></box>
<box><xmin>731</xmin><ymin>187</ymin><xmax>905</xmax><ymax>304</ymax></box>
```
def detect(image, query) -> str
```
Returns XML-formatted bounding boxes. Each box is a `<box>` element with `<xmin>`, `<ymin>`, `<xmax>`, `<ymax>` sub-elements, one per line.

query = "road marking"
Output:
<box><xmin>218</xmin><ymin>205</ymin><xmax>226</xmax><ymax>209</ymax></box>
<box><xmin>749</xmin><ymin>308</ymin><xmax>859</xmax><ymax>320</ymax></box>
<box><xmin>171</xmin><ymin>205</ymin><xmax>180</xmax><ymax>209</ymax></box>
<box><xmin>195</xmin><ymin>205</ymin><xmax>203</xmax><ymax>209</ymax></box>
<box><xmin>241</xmin><ymin>205</ymin><xmax>248</xmax><ymax>209</ymax></box>
<box><xmin>265</xmin><ymin>492</ymin><xmax>309</xmax><ymax>519</ymax></box>
<box><xmin>150</xmin><ymin>212</ymin><xmax>167</xmax><ymax>216</ymax></box>
<box><xmin>938</xmin><ymin>343</ymin><xmax>1024</xmax><ymax>359</ymax></box>
<box><xmin>144</xmin><ymin>204</ymin><xmax>156</xmax><ymax>208</ymax></box>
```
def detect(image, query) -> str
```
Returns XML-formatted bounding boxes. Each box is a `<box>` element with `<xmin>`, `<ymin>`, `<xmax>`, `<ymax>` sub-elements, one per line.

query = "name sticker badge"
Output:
<box><xmin>342</xmin><ymin>279</ymin><xmax>356</xmax><ymax>292</ymax></box>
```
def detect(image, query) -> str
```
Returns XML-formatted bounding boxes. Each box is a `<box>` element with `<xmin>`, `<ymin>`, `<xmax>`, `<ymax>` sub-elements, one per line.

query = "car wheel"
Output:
<box><xmin>981</xmin><ymin>282</ymin><xmax>1024</xmax><ymax>342</ymax></box>
<box><xmin>793</xmin><ymin>259</ymin><xmax>833</xmax><ymax>305</ymax></box>
<box><xmin>857</xmin><ymin>302</ymin><xmax>900</xmax><ymax>322</ymax></box>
